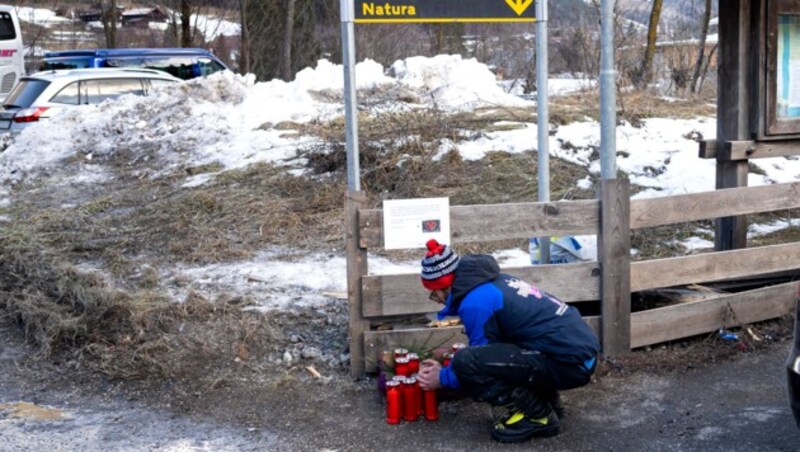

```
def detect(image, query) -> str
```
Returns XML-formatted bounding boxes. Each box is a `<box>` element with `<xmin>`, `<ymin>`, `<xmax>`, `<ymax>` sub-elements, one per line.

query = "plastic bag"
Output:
<box><xmin>529</xmin><ymin>236</ymin><xmax>585</xmax><ymax>264</ymax></box>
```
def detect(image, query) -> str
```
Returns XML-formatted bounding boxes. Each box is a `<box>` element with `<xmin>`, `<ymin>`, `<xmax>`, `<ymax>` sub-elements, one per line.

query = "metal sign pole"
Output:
<box><xmin>341</xmin><ymin>0</ymin><xmax>361</xmax><ymax>192</ymax></box>
<box><xmin>600</xmin><ymin>0</ymin><xmax>617</xmax><ymax>180</ymax></box>
<box><xmin>535</xmin><ymin>0</ymin><xmax>550</xmax><ymax>264</ymax></box>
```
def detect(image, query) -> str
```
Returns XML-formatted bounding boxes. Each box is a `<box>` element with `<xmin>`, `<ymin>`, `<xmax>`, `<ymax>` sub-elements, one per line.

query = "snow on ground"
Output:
<box><xmin>0</xmin><ymin>54</ymin><xmax>797</xmax><ymax>310</ymax></box>
<box><xmin>148</xmin><ymin>13</ymin><xmax>240</xmax><ymax>42</ymax></box>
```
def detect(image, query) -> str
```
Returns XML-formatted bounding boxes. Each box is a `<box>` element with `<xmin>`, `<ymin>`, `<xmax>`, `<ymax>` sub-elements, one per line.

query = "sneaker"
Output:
<box><xmin>491</xmin><ymin>411</ymin><xmax>560</xmax><ymax>443</ymax></box>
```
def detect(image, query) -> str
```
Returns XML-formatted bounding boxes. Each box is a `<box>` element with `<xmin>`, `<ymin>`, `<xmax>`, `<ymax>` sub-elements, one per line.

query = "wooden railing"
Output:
<box><xmin>345</xmin><ymin>181</ymin><xmax>800</xmax><ymax>377</ymax></box>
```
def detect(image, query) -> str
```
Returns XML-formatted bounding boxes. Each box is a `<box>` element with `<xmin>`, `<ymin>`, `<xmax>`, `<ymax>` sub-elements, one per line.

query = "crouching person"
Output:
<box><xmin>416</xmin><ymin>239</ymin><xmax>600</xmax><ymax>443</ymax></box>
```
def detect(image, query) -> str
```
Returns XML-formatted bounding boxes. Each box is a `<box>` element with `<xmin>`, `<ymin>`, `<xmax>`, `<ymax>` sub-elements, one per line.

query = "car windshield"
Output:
<box><xmin>39</xmin><ymin>57</ymin><xmax>93</xmax><ymax>71</ymax></box>
<box><xmin>3</xmin><ymin>79</ymin><xmax>49</xmax><ymax>108</ymax></box>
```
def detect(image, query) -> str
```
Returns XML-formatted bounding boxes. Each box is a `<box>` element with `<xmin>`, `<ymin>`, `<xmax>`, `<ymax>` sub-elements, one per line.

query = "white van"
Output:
<box><xmin>0</xmin><ymin>6</ymin><xmax>24</xmax><ymax>100</ymax></box>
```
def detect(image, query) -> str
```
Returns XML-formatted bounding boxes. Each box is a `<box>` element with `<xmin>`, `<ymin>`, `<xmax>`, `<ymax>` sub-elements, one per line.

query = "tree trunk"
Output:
<box><xmin>239</xmin><ymin>0</ymin><xmax>251</xmax><ymax>74</ymax></box>
<box><xmin>102</xmin><ymin>0</ymin><xmax>117</xmax><ymax>48</ymax></box>
<box><xmin>697</xmin><ymin>43</ymin><xmax>717</xmax><ymax>94</ymax></box>
<box><xmin>181</xmin><ymin>0</ymin><xmax>192</xmax><ymax>47</ymax></box>
<box><xmin>640</xmin><ymin>0</ymin><xmax>663</xmax><ymax>88</ymax></box>
<box><xmin>283</xmin><ymin>0</ymin><xmax>296</xmax><ymax>81</ymax></box>
<box><xmin>690</xmin><ymin>0</ymin><xmax>713</xmax><ymax>94</ymax></box>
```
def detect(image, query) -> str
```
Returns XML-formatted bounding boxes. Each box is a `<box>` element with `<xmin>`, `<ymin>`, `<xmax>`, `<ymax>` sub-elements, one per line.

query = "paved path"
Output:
<box><xmin>1</xmin><ymin>337</ymin><xmax>798</xmax><ymax>451</ymax></box>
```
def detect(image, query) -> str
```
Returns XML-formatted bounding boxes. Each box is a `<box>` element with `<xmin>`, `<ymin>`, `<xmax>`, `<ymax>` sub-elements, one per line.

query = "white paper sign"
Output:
<box><xmin>382</xmin><ymin>197</ymin><xmax>450</xmax><ymax>250</ymax></box>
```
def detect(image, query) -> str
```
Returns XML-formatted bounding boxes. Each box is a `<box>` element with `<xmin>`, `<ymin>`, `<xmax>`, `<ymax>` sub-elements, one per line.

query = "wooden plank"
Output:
<box><xmin>721</xmin><ymin>140</ymin><xmax>800</xmax><ymax>160</ymax></box>
<box><xmin>599</xmin><ymin>179</ymin><xmax>631</xmax><ymax>356</ymax></box>
<box><xmin>362</xmin><ymin>261</ymin><xmax>601</xmax><ymax>318</ymax></box>
<box><xmin>630</xmin><ymin>242</ymin><xmax>800</xmax><ymax>292</ymax></box>
<box><xmin>629</xmin><ymin>181</ymin><xmax>800</xmax><ymax>229</ymax></box>
<box><xmin>346</xmin><ymin>191</ymin><xmax>370</xmax><ymax>379</ymax></box>
<box><xmin>698</xmin><ymin>139</ymin><xmax>718</xmax><ymax>159</ymax></box>
<box><xmin>359</xmin><ymin>199</ymin><xmax>599</xmax><ymax>249</ymax></box>
<box><xmin>363</xmin><ymin>316</ymin><xmax>601</xmax><ymax>373</ymax></box>
<box><xmin>631</xmin><ymin>281</ymin><xmax>798</xmax><ymax>348</ymax></box>
<box><xmin>363</xmin><ymin>326</ymin><xmax>468</xmax><ymax>373</ymax></box>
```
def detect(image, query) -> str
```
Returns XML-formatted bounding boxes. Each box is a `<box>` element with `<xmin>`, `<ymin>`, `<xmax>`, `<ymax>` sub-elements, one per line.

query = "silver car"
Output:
<box><xmin>0</xmin><ymin>68</ymin><xmax>179</xmax><ymax>132</ymax></box>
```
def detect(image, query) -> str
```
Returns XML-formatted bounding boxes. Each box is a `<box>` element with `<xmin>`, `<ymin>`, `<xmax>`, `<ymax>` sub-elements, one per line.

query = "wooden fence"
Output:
<box><xmin>345</xmin><ymin>180</ymin><xmax>800</xmax><ymax>377</ymax></box>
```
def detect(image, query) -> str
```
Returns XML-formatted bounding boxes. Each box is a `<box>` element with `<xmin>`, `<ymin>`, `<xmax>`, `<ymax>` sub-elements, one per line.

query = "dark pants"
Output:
<box><xmin>451</xmin><ymin>343</ymin><xmax>595</xmax><ymax>418</ymax></box>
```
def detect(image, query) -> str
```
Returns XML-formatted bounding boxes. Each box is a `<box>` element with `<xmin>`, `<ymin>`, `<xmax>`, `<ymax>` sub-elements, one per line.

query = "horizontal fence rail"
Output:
<box><xmin>631</xmin><ymin>281</ymin><xmax>797</xmax><ymax>348</ymax></box>
<box><xmin>700</xmin><ymin>139</ymin><xmax>800</xmax><ymax>160</ymax></box>
<box><xmin>631</xmin><ymin>242</ymin><xmax>800</xmax><ymax>292</ymax></box>
<box><xmin>630</xmin><ymin>181</ymin><xmax>800</xmax><ymax>229</ymax></box>
<box><xmin>362</xmin><ymin>262</ymin><xmax>601</xmax><ymax>318</ymax></box>
<box><xmin>359</xmin><ymin>199</ymin><xmax>600</xmax><ymax>248</ymax></box>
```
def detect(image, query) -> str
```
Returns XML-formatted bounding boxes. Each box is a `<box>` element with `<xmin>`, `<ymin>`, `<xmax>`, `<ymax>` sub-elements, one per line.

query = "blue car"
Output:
<box><xmin>789</xmin><ymin>288</ymin><xmax>800</xmax><ymax>429</ymax></box>
<box><xmin>38</xmin><ymin>48</ymin><xmax>228</xmax><ymax>80</ymax></box>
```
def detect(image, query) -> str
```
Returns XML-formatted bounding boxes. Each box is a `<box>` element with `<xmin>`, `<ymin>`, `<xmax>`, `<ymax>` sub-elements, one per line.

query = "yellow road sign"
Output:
<box><xmin>354</xmin><ymin>0</ymin><xmax>537</xmax><ymax>24</ymax></box>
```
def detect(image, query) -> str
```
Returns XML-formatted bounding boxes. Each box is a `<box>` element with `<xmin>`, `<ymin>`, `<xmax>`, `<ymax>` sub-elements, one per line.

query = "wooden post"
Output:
<box><xmin>599</xmin><ymin>179</ymin><xmax>631</xmax><ymax>356</ymax></box>
<box><xmin>346</xmin><ymin>191</ymin><xmax>370</xmax><ymax>379</ymax></box>
<box><xmin>715</xmin><ymin>0</ymin><xmax>751</xmax><ymax>251</ymax></box>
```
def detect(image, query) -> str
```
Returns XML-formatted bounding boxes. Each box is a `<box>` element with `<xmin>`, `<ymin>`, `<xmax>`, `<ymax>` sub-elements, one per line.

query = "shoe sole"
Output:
<box><xmin>490</xmin><ymin>424</ymin><xmax>560</xmax><ymax>443</ymax></box>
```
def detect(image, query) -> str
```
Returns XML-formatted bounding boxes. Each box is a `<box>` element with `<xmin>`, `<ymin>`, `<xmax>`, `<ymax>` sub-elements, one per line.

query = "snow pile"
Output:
<box><xmin>0</xmin><ymin>55</ymin><xmax>531</xmax><ymax>184</ymax></box>
<box><xmin>390</xmin><ymin>55</ymin><xmax>531</xmax><ymax>110</ymax></box>
<box><xmin>16</xmin><ymin>7</ymin><xmax>72</xmax><ymax>27</ymax></box>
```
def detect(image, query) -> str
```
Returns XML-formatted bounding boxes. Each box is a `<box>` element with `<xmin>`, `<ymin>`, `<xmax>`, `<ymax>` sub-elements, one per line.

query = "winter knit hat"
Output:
<box><xmin>420</xmin><ymin>239</ymin><xmax>459</xmax><ymax>290</ymax></box>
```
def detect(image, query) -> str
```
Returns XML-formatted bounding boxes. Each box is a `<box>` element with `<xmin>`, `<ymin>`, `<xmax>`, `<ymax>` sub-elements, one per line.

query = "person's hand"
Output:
<box><xmin>418</xmin><ymin>359</ymin><xmax>442</xmax><ymax>390</ymax></box>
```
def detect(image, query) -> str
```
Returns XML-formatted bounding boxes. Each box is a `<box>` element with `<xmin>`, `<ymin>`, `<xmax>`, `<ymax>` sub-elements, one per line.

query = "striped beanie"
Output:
<box><xmin>420</xmin><ymin>239</ymin><xmax>459</xmax><ymax>290</ymax></box>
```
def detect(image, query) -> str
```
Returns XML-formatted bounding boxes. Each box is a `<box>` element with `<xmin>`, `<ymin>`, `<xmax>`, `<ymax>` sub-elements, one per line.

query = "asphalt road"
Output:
<box><xmin>1</xmin><ymin>338</ymin><xmax>798</xmax><ymax>451</ymax></box>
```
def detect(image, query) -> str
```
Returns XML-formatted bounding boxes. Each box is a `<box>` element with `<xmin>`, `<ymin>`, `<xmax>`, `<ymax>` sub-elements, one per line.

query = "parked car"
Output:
<box><xmin>789</xmin><ymin>286</ymin><xmax>800</xmax><ymax>429</ymax></box>
<box><xmin>0</xmin><ymin>68</ymin><xmax>180</xmax><ymax>132</ymax></box>
<box><xmin>38</xmin><ymin>48</ymin><xmax>229</xmax><ymax>80</ymax></box>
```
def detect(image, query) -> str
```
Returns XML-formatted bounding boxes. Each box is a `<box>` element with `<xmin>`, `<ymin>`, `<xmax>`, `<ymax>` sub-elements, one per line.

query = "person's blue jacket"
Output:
<box><xmin>437</xmin><ymin>254</ymin><xmax>601</xmax><ymax>389</ymax></box>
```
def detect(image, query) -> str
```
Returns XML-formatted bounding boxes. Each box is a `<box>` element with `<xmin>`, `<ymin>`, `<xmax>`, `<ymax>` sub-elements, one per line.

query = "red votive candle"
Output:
<box><xmin>413</xmin><ymin>374</ymin><xmax>424</xmax><ymax>416</ymax></box>
<box><xmin>395</xmin><ymin>356</ymin><xmax>410</xmax><ymax>377</ymax></box>
<box><xmin>394</xmin><ymin>348</ymin><xmax>408</xmax><ymax>360</ymax></box>
<box><xmin>423</xmin><ymin>388</ymin><xmax>439</xmax><ymax>421</ymax></box>
<box><xmin>402</xmin><ymin>376</ymin><xmax>419</xmax><ymax>422</ymax></box>
<box><xmin>407</xmin><ymin>353</ymin><xmax>420</xmax><ymax>375</ymax></box>
<box><xmin>385</xmin><ymin>380</ymin><xmax>402</xmax><ymax>424</ymax></box>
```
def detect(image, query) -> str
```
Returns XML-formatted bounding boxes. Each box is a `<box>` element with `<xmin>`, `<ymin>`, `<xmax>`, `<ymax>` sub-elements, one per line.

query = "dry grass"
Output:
<box><xmin>550</xmin><ymin>88</ymin><xmax>716</xmax><ymax>126</ymax></box>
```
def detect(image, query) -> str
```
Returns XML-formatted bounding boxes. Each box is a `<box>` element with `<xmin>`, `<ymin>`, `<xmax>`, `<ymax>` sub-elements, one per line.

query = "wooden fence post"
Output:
<box><xmin>715</xmin><ymin>1</ymin><xmax>751</xmax><ymax>251</ymax></box>
<box><xmin>346</xmin><ymin>191</ymin><xmax>370</xmax><ymax>379</ymax></box>
<box><xmin>599</xmin><ymin>179</ymin><xmax>631</xmax><ymax>356</ymax></box>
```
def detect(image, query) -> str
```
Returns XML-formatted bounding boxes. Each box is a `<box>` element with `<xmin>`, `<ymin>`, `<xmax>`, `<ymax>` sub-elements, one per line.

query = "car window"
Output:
<box><xmin>50</xmin><ymin>82</ymin><xmax>80</xmax><ymax>105</ymax></box>
<box><xmin>105</xmin><ymin>57</ymin><xmax>196</xmax><ymax>80</ymax></box>
<box><xmin>0</xmin><ymin>12</ymin><xmax>16</xmax><ymax>41</ymax></box>
<box><xmin>142</xmin><ymin>57</ymin><xmax>196</xmax><ymax>80</ymax></box>
<box><xmin>197</xmin><ymin>57</ymin><xmax>225</xmax><ymax>76</ymax></box>
<box><xmin>3</xmin><ymin>79</ymin><xmax>49</xmax><ymax>108</ymax></box>
<box><xmin>82</xmin><ymin>78</ymin><xmax>145</xmax><ymax>105</ymax></box>
<box><xmin>40</xmin><ymin>57</ymin><xmax>93</xmax><ymax>71</ymax></box>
